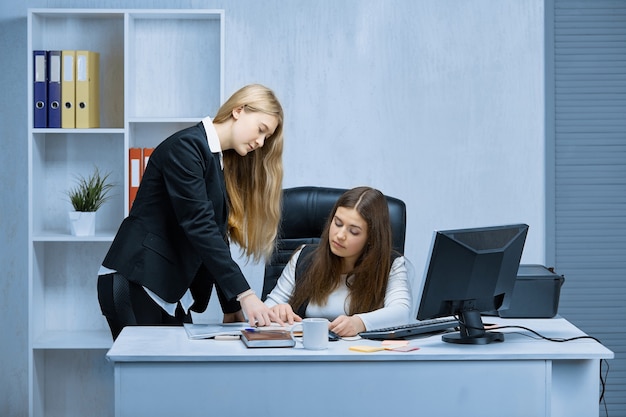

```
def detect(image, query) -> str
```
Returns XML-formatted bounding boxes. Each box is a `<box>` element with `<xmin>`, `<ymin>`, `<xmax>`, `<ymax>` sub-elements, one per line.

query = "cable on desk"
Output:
<box><xmin>472</xmin><ymin>321</ymin><xmax>611</xmax><ymax>415</ymax></box>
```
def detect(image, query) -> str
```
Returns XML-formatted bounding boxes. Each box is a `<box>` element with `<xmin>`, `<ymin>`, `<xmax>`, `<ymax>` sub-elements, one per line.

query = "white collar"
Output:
<box><xmin>201</xmin><ymin>116</ymin><xmax>223</xmax><ymax>169</ymax></box>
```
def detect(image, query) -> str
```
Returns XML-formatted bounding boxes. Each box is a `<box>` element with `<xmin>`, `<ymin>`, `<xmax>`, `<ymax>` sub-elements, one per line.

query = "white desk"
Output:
<box><xmin>106</xmin><ymin>317</ymin><xmax>613</xmax><ymax>417</ymax></box>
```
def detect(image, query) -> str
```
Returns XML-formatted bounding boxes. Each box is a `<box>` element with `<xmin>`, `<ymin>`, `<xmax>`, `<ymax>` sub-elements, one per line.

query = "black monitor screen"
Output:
<box><xmin>417</xmin><ymin>223</ymin><xmax>529</xmax><ymax>344</ymax></box>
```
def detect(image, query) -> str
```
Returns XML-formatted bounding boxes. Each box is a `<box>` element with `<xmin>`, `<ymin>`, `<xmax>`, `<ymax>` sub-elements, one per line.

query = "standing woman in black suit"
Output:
<box><xmin>98</xmin><ymin>84</ymin><xmax>285</xmax><ymax>339</ymax></box>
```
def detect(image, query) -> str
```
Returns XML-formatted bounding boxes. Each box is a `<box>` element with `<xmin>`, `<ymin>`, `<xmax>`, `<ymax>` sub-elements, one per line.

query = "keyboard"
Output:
<box><xmin>359</xmin><ymin>317</ymin><xmax>459</xmax><ymax>340</ymax></box>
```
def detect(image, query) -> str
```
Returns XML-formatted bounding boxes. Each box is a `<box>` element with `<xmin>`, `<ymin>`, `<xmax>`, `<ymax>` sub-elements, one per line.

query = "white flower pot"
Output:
<box><xmin>68</xmin><ymin>211</ymin><xmax>96</xmax><ymax>236</ymax></box>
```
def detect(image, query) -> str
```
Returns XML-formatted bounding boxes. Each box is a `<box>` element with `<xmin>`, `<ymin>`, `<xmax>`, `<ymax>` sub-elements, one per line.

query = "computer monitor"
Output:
<box><xmin>417</xmin><ymin>223</ymin><xmax>529</xmax><ymax>345</ymax></box>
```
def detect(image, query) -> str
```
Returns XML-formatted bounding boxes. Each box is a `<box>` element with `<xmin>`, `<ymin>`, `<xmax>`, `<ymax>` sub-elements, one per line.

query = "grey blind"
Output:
<box><xmin>551</xmin><ymin>1</ymin><xmax>626</xmax><ymax>415</ymax></box>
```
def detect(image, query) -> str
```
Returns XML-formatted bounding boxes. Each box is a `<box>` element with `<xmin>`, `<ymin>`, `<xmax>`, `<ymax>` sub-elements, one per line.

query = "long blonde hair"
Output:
<box><xmin>213</xmin><ymin>84</ymin><xmax>284</xmax><ymax>262</ymax></box>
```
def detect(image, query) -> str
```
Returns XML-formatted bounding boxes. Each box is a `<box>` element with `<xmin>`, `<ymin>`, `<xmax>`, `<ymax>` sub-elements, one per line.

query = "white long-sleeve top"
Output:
<box><xmin>264</xmin><ymin>247</ymin><xmax>412</xmax><ymax>330</ymax></box>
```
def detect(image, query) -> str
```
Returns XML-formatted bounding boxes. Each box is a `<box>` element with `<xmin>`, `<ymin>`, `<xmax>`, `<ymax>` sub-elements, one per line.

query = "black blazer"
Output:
<box><xmin>102</xmin><ymin>122</ymin><xmax>249</xmax><ymax>313</ymax></box>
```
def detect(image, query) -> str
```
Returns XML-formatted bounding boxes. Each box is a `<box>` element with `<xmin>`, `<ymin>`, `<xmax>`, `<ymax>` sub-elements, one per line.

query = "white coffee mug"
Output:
<box><xmin>291</xmin><ymin>318</ymin><xmax>329</xmax><ymax>350</ymax></box>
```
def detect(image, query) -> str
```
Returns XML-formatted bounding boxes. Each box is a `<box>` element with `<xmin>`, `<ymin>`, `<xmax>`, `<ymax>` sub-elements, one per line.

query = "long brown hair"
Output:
<box><xmin>289</xmin><ymin>187</ymin><xmax>394</xmax><ymax>315</ymax></box>
<box><xmin>213</xmin><ymin>84</ymin><xmax>284</xmax><ymax>262</ymax></box>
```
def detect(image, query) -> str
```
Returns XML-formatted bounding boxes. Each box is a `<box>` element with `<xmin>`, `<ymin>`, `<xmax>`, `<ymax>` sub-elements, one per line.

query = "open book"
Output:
<box><xmin>183</xmin><ymin>323</ymin><xmax>249</xmax><ymax>340</ymax></box>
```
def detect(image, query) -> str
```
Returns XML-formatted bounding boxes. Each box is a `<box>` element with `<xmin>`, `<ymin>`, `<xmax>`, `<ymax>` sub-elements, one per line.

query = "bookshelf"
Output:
<box><xmin>27</xmin><ymin>9</ymin><xmax>224</xmax><ymax>417</ymax></box>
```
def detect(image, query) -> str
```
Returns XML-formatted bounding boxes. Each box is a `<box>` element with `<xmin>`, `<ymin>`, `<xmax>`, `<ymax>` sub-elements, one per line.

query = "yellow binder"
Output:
<box><xmin>75</xmin><ymin>50</ymin><xmax>100</xmax><ymax>128</ymax></box>
<box><xmin>61</xmin><ymin>50</ymin><xmax>76</xmax><ymax>128</ymax></box>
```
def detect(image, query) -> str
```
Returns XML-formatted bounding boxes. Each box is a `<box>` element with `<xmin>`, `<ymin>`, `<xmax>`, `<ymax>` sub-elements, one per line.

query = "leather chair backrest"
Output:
<box><xmin>262</xmin><ymin>186</ymin><xmax>407</xmax><ymax>300</ymax></box>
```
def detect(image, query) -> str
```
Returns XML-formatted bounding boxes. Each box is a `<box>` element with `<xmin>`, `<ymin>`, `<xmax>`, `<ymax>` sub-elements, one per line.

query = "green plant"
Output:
<box><xmin>66</xmin><ymin>167</ymin><xmax>114</xmax><ymax>212</ymax></box>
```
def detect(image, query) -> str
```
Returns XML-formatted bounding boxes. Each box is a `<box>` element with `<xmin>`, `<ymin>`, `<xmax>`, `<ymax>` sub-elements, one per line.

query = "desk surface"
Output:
<box><xmin>107</xmin><ymin>317</ymin><xmax>614</xmax><ymax>417</ymax></box>
<box><xmin>106</xmin><ymin>317</ymin><xmax>614</xmax><ymax>363</ymax></box>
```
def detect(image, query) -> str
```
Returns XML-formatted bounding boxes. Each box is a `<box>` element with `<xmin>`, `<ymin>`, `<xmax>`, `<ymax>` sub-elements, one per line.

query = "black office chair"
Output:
<box><xmin>261</xmin><ymin>186</ymin><xmax>407</xmax><ymax>300</ymax></box>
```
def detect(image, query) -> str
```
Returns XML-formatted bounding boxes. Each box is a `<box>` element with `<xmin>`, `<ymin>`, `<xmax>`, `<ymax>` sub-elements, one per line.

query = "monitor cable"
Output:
<box><xmin>467</xmin><ymin>320</ymin><xmax>611</xmax><ymax>416</ymax></box>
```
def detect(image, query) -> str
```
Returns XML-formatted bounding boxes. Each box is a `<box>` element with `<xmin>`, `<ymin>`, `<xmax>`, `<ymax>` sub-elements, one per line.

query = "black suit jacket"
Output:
<box><xmin>103</xmin><ymin>122</ymin><xmax>249</xmax><ymax>313</ymax></box>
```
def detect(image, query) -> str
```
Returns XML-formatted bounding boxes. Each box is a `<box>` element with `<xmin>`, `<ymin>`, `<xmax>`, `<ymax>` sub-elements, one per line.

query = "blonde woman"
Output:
<box><xmin>98</xmin><ymin>84</ymin><xmax>284</xmax><ymax>339</ymax></box>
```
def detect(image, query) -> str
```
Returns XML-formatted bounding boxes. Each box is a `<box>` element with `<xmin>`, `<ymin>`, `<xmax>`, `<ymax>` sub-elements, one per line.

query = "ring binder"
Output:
<box><xmin>47</xmin><ymin>50</ymin><xmax>62</xmax><ymax>128</ymax></box>
<box><xmin>75</xmin><ymin>50</ymin><xmax>100</xmax><ymax>128</ymax></box>
<box><xmin>33</xmin><ymin>50</ymin><xmax>48</xmax><ymax>128</ymax></box>
<box><xmin>61</xmin><ymin>50</ymin><xmax>76</xmax><ymax>128</ymax></box>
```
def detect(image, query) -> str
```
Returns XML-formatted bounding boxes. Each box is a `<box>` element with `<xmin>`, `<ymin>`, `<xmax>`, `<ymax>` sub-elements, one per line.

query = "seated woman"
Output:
<box><xmin>264</xmin><ymin>186</ymin><xmax>411</xmax><ymax>337</ymax></box>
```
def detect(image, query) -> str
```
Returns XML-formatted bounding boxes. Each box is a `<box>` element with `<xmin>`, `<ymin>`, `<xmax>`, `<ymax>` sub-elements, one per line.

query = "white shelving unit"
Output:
<box><xmin>27</xmin><ymin>9</ymin><xmax>224</xmax><ymax>416</ymax></box>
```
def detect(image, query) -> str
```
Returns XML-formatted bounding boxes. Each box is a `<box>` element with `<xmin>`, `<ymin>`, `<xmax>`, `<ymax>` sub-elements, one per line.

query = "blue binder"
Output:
<box><xmin>47</xmin><ymin>50</ymin><xmax>62</xmax><ymax>128</ymax></box>
<box><xmin>33</xmin><ymin>50</ymin><xmax>47</xmax><ymax>128</ymax></box>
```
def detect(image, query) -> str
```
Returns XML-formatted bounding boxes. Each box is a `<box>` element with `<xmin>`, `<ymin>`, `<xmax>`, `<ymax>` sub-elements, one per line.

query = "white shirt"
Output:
<box><xmin>201</xmin><ymin>115</ymin><xmax>224</xmax><ymax>169</ymax></box>
<box><xmin>264</xmin><ymin>247</ymin><xmax>412</xmax><ymax>330</ymax></box>
<box><xmin>98</xmin><ymin>117</ymin><xmax>223</xmax><ymax>317</ymax></box>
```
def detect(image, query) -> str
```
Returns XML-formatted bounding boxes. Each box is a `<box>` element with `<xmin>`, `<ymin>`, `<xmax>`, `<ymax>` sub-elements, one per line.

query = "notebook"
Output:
<box><xmin>240</xmin><ymin>329</ymin><xmax>296</xmax><ymax>348</ymax></box>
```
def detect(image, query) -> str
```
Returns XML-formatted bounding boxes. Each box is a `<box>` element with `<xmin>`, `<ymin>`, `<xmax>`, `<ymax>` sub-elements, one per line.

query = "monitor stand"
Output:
<box><xmin>442</xmin><ymin>309</ymin><xmax>505</xmax><ymax>345</ymax></box>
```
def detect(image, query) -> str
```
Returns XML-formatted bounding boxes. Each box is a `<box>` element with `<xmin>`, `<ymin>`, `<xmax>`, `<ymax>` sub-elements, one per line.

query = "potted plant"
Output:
<box><xmin>66</xmin><ymin>166</ymin><xmax>114</xmax><ymax>236</ymax></box>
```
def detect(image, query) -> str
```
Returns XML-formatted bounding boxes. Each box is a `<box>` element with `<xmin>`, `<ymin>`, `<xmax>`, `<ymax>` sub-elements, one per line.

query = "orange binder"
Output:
<box><xmin>75</xmin><ymin>50</ymin><xmax>100</xmax><ymax>128</ymax></box>
<box><xmin>129</xmin><ymin>148</ymin><xmax>142</xmax><ymax>211</ymax></box>
<box><xmin>143</xmin><ymin>148</ymin><xmax>154</xmax><ymax>173</ymax></box>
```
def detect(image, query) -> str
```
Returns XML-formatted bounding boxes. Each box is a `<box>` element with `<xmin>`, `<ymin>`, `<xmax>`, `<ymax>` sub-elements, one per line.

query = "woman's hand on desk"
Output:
<box><xmin>330</xmin><ymin>315</ymin><xmax>365</xmax><ymax>337</ymax></box>
<box><xmin>268</xmin><ymin>304</ymin><xmax>302</xmax><ymax>325</ymax></box>
<box><xmin>239</xmin><ymin>294</ymin><xmax>284</xmax><ymax>327</ymax></box>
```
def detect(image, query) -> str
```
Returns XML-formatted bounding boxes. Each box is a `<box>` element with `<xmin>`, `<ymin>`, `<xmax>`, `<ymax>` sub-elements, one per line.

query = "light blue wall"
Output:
<box><xmin>224</xmin><ymin>0</ymin><xmax>545</xmax><ymax>261</ymax></box>
<box><xmin>0</xmin><ymin>1</ymin><xmax>544</xmax><ymax>415</ymax></box>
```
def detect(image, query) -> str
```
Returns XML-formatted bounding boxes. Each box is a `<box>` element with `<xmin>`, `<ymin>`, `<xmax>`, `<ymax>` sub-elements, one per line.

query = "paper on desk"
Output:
<box><xmin>350</xmin><ymin>340</ymin><xmax>419</xmax><ymax>353</ymax></box>
<box><xmin>252</xmin><ymin>323</ymin><xmax>303</xmax><ymax>336</ymax></box>
<box><xmin>183</xmin><ymin>323</ymin><xmax>248</xmax><ymax>340</ymax></box>
<box><xmin>385</xmin><ymin>345</ymin><xmax>420</xmax><ymax>352</ymax></box>
<box><xmin>253</xmin><ymin>323</ymin><xmax>299</xmax><ymax>330</ymax></box>
<box><xmin>381</xmin><ymin>340</ymin><xmax>409</xmax><ymax>347</ymax></box>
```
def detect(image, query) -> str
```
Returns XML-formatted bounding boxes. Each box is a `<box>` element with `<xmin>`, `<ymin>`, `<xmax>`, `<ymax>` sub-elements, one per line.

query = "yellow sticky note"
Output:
<box><xmin>349</xmin><ymin>345</ymin><xmax>385</xmax><ymax>352</ymax></box>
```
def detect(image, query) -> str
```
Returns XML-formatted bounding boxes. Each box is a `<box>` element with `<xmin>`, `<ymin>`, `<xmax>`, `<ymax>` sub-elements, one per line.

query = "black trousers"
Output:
<box><xmin>97</xmin><ymin>273</ymin><xmax>192</xmax><ymax>340</ymax></box>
